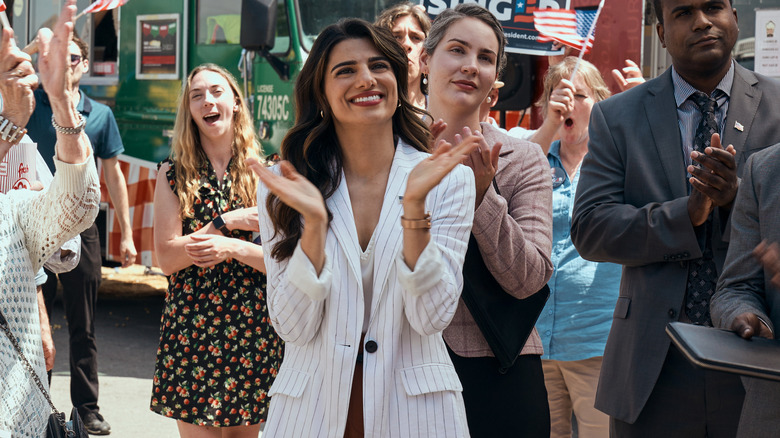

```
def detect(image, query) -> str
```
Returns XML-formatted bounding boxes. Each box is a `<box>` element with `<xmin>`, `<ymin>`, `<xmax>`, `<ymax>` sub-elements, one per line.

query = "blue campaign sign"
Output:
<box><xmin>421</xmin><ymin>0</ymin><xmax>570</xmax><ymax>55</ymax></box>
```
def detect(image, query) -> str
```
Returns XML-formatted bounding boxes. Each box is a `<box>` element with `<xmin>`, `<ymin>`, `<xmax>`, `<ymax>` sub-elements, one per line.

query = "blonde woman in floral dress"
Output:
<box><xmin>151</xmin><ymin>63</ymin><xmax>282</xmax><ymax>437</ymax></box>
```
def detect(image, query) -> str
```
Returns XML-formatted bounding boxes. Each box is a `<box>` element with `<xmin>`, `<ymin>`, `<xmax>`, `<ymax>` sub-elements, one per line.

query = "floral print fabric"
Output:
<box><xmin>150</xmin><ymin>158</ymin><xmax>282</xmax><ymax>426</ymax></box>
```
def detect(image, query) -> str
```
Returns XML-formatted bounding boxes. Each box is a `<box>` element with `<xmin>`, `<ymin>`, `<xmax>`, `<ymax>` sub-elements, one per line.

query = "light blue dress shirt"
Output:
<box><xmin>537</xmin><ymin>140</ymin><xmax>622</xmax><ymax>361</ymax></box>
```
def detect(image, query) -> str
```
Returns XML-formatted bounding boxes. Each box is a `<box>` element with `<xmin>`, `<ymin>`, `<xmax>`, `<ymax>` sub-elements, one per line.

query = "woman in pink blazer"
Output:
<box><xmin>421</xmin><ymin>4</ymin><xmax>554</xmax><ymax>437</ymax></box>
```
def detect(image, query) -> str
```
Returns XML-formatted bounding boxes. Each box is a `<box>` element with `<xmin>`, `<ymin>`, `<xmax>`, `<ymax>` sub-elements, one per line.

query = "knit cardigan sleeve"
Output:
<box><xmin>15</xmin><ymin>153</ymin><xmax>101</xmax><ymax>273</ymax></box>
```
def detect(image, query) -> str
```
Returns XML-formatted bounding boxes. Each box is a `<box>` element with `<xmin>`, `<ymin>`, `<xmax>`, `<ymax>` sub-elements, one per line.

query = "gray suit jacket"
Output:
<box><xmin>711</xmin><ymin>144</ymin><xmax>780</xmax><ymax>437</ymax></box>
<box><xmin>571</xmin><ymin>63</ymin><xmax>780</xmax><ymax>423</ymax></box>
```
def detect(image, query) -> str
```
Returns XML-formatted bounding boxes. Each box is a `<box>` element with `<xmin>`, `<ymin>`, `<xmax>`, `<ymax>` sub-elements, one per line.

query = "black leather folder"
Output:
<box><xmin>666</xmin><ymin>321</ymin><xmax>780</xmax><ymax>381</ymax></box>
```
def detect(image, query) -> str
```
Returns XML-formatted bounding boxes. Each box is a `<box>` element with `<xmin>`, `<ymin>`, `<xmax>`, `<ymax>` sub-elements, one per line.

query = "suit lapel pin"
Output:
<box><xmin>398</xmin><ymin>195</ymin><xmax>404</xmax><ymax>204</ymax></box>
<box><xmin>734</xmin><ymin>121</ymin><xmax>744</xmax><ymax>132</ymax></box>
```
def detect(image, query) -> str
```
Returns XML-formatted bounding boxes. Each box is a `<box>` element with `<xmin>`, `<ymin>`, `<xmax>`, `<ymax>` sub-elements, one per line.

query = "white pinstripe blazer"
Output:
<box><xmin>257</xmin><ymin>141</ymin><xmax>475</xmax><ymax>437</ymax></box>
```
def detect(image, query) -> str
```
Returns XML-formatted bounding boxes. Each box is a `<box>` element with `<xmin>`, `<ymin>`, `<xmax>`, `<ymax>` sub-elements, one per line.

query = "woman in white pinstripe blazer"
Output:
<box><xmin>248</xmin><ymin>19</ymin><xmax>477</xmax><ymax>438</ymax></box>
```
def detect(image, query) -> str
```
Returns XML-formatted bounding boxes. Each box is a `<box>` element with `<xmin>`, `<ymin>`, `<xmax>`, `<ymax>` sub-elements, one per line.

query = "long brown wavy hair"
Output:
<box><xmin>267</xmin><ymin>18</ymin><xmax>431</xmax><ymax>261</ymax></box>
<box><xmin>170</xmin><ymin>64</ymin><xmax>260</xmax><ymax>219</ymax></box>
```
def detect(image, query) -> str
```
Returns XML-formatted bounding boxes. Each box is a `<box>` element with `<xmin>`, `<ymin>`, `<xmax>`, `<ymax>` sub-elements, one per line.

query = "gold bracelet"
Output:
<box><xmin>400</xmin><ymin>212</ymin><xmax>432</xmax><ymax>229</ymax></box>
<box><xmin>0</xmin><ymin>115</ymin><xmax>27</xmax><ymax>145</ymax></box>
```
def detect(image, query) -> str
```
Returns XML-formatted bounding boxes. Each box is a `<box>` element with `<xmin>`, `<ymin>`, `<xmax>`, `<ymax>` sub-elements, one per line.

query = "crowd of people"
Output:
<box><xmin>3</xmin><ymin>0</ymin><xmax>780</xmax><ymax>437</ymax></box>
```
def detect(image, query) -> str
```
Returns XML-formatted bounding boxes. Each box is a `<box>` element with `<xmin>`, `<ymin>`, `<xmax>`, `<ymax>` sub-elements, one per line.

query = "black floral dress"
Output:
<box><xmin>150</xmin><ymin>158</ymin><xmax>282</xmax><ymax>426</ymax></box>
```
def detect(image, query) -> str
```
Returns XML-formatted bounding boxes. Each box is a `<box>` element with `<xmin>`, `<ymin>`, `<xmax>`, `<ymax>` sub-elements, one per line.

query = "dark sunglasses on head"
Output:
<box><xmin>70</xmin><ymin>54</ymin><xmax>83</xmax><ymax>65</ymax></box>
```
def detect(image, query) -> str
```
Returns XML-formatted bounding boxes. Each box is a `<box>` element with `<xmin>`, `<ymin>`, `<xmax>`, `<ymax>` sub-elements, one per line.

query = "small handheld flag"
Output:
<box><xmin>535</xmin><ymin>0</ymin><xmax>606</xmax><ymax>81</ymax></box>
<box><xmin>534</xmin><ymin>7</ymin><xmax>598</xmax><ymax>54</ymax></box>
<box><xmin>0</xmin><ymin>1</ymin><xmax>7</xmax><ymax>12</ymax></box>
<box><xmin>76</xmin><ymin>0</ymin><xmax>128</xmax><ymax>19</ymax></box>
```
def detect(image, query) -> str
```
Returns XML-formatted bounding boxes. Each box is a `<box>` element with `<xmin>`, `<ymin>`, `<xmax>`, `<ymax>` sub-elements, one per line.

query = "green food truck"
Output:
<box><xmin>6</xmin><ymin>0</ymin><xmax>408</xmax><ymax>266</ymax></box>
<box><xmin>6</xmin><ymin>0</ymin><xmax>653</xmax><ymax>266</ymax></box>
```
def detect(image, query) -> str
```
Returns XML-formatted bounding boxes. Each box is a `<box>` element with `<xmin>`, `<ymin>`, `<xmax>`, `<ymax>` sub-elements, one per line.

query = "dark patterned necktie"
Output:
<box><xmin>691</xmin><ymin>91</ymin><xmax>719</xmax><ymax>156</ymax></box>
<box><xmin>685</xmin><ymin>91</ymin><xmax>720</xmax><ymax>325</ymax></box>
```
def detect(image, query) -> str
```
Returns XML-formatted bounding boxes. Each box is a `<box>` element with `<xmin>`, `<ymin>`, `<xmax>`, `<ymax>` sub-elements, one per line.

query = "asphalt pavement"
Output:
<box><xmin>48</xmin><ymin>291</ymin><xmax>181</xmax><ymax>437</ymax></box>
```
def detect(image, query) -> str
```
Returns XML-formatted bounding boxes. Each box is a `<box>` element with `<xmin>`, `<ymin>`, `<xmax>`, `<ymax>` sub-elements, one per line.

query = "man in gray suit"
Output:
<box><xmin>711</xmin><ymin>143</ymin><xmax>780</xmax><ymax>438</ymax></box>
<box><xmin>571</xmin><ymin>0</ymin><xmax>780</xmax><ymax>435</ymax></box>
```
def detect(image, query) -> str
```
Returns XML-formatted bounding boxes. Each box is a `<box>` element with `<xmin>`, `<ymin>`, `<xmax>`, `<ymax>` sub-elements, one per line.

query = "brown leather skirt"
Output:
<box><xmin>344</xmin><ymin>335</ymin><xmax>365</xmax><ymax>438</ymax></box>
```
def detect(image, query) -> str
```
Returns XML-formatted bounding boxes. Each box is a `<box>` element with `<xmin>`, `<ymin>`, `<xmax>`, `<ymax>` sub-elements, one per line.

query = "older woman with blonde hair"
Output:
<box><xmin>0</xmin><ymin>1</ymin><xmax>101</xmax><ymax>435</ymax></box>
<box><xmin>375</xmin><ymin>1</ymin><xmax>431</xmax><ymax>109</ymax></box>
<box><xmin>151</xmin><ymin>63</ymin><xmax>282</xmax><ymax>437</ymax></box>
<box><xmin>535</xmin><ymin>56</ymin><xmax>620</xmax><ymax>438</ymax></box>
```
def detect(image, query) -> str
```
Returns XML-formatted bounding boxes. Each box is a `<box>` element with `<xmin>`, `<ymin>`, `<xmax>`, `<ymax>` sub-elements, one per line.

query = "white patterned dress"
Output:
<box><xmin>0</xmin><ymin>143</ymin><xmax>100</xmax><ymax>438</ymax></box>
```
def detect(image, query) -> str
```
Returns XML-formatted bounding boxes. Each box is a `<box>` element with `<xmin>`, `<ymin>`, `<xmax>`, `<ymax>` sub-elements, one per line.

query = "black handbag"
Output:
<box><xmin>0</xmin><ymin>310</ymin><xmax>88</xmax><ymax>438</ymax></box>
<box><xmin>459</xmin><ymin>179</ymin><xmax>550</xmax><ymax>373</ymax></box>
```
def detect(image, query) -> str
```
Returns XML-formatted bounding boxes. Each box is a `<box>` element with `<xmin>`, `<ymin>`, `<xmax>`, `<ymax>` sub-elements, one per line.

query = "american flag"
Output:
<box><xmin>534</xmin><ymin>8</ymin><xmax>599</xmax><ymax>53</ymax></box>
<box><xmin>81</xmin><ymin>0</ymin><xmax>128</xmax><ymax>15</ymax></box>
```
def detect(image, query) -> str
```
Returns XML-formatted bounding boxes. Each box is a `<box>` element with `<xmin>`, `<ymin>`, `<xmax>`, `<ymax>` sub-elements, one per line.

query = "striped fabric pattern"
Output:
<box><xmin>258</xmin><ymin>141</ymin><xmax>476</xmax><ymax>437</ymax></box>
<box><xmin>98</xmin><ymin>154</ymin><xmax>157</xmax><ymax>266</ymax></box>
<box><xmin>0</xmin><ymin>143</ymin><xmax>36</xmax><ymax>192</ymax></box>
<box><xmin>81</xmin><ymin>0</ymin><xmax>127</xmax><ymax>15</ymax></box>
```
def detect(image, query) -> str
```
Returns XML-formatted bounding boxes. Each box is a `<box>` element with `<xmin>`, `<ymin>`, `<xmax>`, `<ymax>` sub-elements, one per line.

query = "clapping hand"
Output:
<box><xmin>247</xmin><ymin>158</ymin><xmax>328</xmax><ymax>223</ymax></box>
<box><xmin>688</xmin><ymin>133</ymin><xmax>738</xmax><ymax>208</ymax></box>
<box><xmin>405</xmin><ymin>132</ymin><xmax>479</xmax><ymax>205</ymax></box>
<box><xmin>459</xmin><ymin>127</ymin><xmax>502</xmax><ymax>208</ymax></box>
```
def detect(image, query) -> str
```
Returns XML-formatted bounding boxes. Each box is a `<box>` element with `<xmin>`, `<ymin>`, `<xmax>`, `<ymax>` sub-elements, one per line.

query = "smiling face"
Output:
<box><xmin>391</xmin><ymin>15</ymin><xmax>426</xmax><ymax>86</ymax></box>
<box><xmin>323</xmin><ymin>37</ymin><xmax>398</xmax><ymax>132</ymax></box>
<box><xmin>422</xmin><ymin>17</ymin><xmax>499</xmax><ymax>117</ymax></box>
<box><xmin>188</xmin><ymin>69</ymin><xmax>238</xmax><ymax>141</ymax></box>
<box><xmin>656</xmin><ymin>0</ymin><xmax>738</xmax><ymax>81</ymax></box>
<box><xmin>560</xmin><ymin>73</ymin><xmax>595</xmax><ymax>146</ymax></box>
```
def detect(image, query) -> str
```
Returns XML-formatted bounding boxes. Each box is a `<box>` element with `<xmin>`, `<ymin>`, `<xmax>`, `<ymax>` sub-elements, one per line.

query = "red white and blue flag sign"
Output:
<box><xmin>421</xmin><ymin>0</ymin><xmax>570</xmax><ymax>56</ymax></box>
<box><xmin>0</xmin><ymin>1</ymin><xmax>6</xmax><ymax>13</ymax></box>
<box><xmin>533</xmin><ymin>7</ymin><xmax>598</xmax><ymax>53</ymax></box>
<box><xmin>82</xmin><ymin>0</ymin><xmax>128</xmax><ymax>15</ymax></box>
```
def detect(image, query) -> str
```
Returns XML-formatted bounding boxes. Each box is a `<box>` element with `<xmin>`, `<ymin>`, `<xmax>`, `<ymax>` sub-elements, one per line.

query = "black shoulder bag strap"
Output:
<box><xmin>459</xmin><ymin>179</ymin><xmax>550</xmax><ymax>373</ymax></box>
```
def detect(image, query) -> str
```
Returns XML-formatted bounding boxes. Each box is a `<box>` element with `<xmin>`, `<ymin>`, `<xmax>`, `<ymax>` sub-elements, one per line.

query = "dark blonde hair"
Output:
<box><xmin>267</xmin><ymin>18</ymin><xmax>431</xmax><ymax>261</ymax></box>
<box><xmin>375</xmin><ymin>2</ymin><xmax>432</xmax><ymax>36</ymax></box>
<box><xmin>170</xmin><ymin>63</ymin><xmax>260</xmax><ymax>219</ymax></box>
<box><xmin>538</xmin><ymin>56</ymin><xmax>610</xmax><ymax>115</ymax></box>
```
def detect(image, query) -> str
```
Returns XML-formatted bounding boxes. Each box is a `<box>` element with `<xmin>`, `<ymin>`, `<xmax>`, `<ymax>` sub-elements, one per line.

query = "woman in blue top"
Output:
<box><xmin>535</xmin><ymin>56</ymin><xmax>620</xmax><ymax>438</ymax></box>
